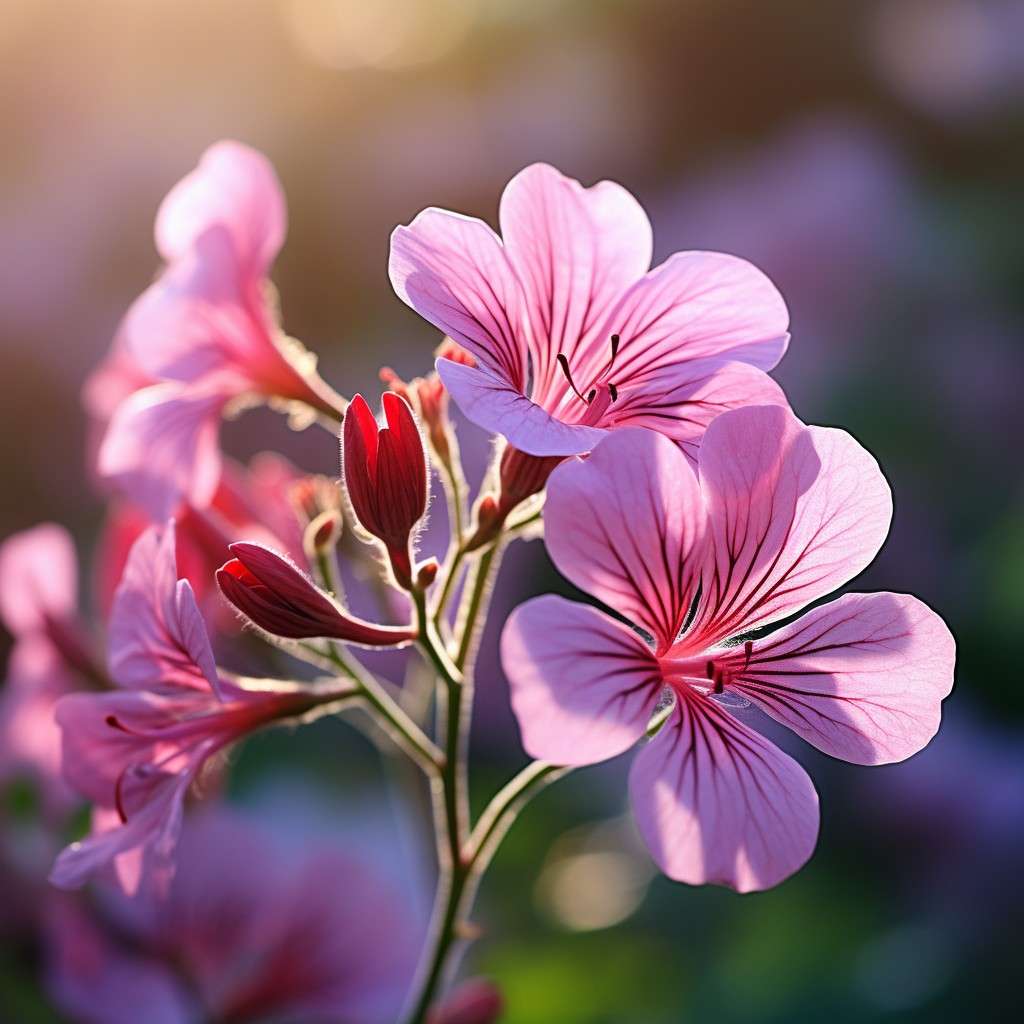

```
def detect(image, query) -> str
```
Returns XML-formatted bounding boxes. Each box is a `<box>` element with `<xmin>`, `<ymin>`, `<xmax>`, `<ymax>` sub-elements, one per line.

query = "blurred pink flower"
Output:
<box><xmin>50</xmin><ymin>523</ymin><xmax>340</xmax><ymax>895</ymax></box>
<box><xmin>390</xmin><ymin>163</ymin><xmax>789</xmax><ymax>462</ymax></box>
<box><xmin>95</xmin><ymin>451</ymin><xmax>305</xmax><ymax>627</ymax></box>
<box><xmin>502</xmin><ymin>408</ymin><xmax>955</xmax><ymax>892</ymax></box>
<box><xmin>46</xmin><ymin>807</ymin><xmax>418</xmax><ymax>1023</ymax></box>
<box><xmin>96</xmin><ymin>142</ymin><xmax>344</xmax><ymax>519</ymax></box>
<box><xmin>0</xmin><ymin>524</ymin><xmax>103</xmax><ymax>813</ymax></box>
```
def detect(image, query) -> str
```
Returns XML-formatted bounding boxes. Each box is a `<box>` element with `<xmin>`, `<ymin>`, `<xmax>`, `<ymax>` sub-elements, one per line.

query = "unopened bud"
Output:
<box><xmin>343</xmin><ymin>393</ymin><xmax>428</xmax><ymax>547</ymax></box>
<box><xmin>303</xmin><ymin>510</ymin><xmax>341</xmax><ymax>558</ymax></box>
<box><xmin>415</xmin><ymin>558</ymin><xmax>439</xmax><ymax>590</ymax></box>
<box><xmin>218</xmin><ymin>542</ymin><xmax>415</xmax><ymax>647</ymax></box>
<box><xmin>464</xmin><ymin>495</ymin><xmax>503</xmax><ymax>553</ymax></box>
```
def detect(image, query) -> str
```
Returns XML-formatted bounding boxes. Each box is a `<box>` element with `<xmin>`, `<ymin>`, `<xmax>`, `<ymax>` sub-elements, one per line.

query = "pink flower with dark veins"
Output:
<box><xmin>49</xmin><ymin>523</ymin><xmax>346</xmax><ymax>895</ymax></box>
<box><xmin>502</xmin><ymin>407</ymin><xmax>955</xmax><ymax>892</ymax></box>
<box><xmin>97</xmin><ymin>142</ymin><xmax>344</xmax><ymax>519</ymax></box>
<box><xmin>389</xmin><ymin>163</ymin><xmax>790</xmax><ymax>463</ymax></box>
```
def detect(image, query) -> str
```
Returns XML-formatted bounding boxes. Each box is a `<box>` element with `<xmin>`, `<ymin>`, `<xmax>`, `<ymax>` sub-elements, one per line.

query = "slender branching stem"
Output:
<box><xmin>321</xmin><ymin>642</ymin><xmax>443</xmax><ymax>773</ymax></box>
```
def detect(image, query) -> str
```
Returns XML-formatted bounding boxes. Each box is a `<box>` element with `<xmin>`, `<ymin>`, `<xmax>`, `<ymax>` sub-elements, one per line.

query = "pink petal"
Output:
<box><xmin>54</xmin><ymin>690</ymin><xmax>206</xmax><ymax>807</ymax></box>
<box><xmin>98</xmin><ymin>382</ymin><xmax>225</xmax><ymax>520</ymax></box>
<box><xmin>498</xmin><ymin>163</ymin><xmax>652</xmax><ymax>408</ymax></box>
<box><xmin>49</xmin><ymin>771</ymin><xmax>191</xmax><ymax>895</ymax></box>
<box><xmin>502</xmin><ymin>595</ymin><xmax>662</xmax><ymax>766</ymax></box>
<box><xmin>690</xmin><ymin>405</ymin><xmax>892</xmax><ymax>642</ymax></box>
<box><xmin>726</xmin><ymin>592</ymin><xmax>955</xmax><ymax>765</ymax></box>
<box><xmin>124</xmin><ymin>230</ymin><xmax>264</xmax><ymax>388</ymax></box>
<box><xmin>155</xmin><ymin>140</ymin><xmax>285</xmax><ymax>276</ymax></box>
<box><xmin>606</xmin><ymin>358</ymin><xmax>789</xmax><ymax>464</ymax></box>
<box><xmin>0</xmin><ymin>523</ymin><xmax>77</xmax><ymax>635</ymax></box>
<box><xmin>389</xmin><ymin>208</ymin><xmax>529</xmax><ymax>389</ymax></box>
<box><xmin>108</xmin><ymin>524</ymin><xmax>222</xmax><ymax>698</ymax></box>
<box><xmin>601</xmin><ymin>252</ymin><xmax>790</xmax><ymax>389</ymax></box>
<box><xmin>630</xmin><ymin>695</ymin><xmax>819</xmax><ymax>892</ymax></box>
<box><xmin>544</xmin><ymin>429</ymin><xmax>707</xmax><ymax>651</ymax></box>
<box><xmin>437</xmin><ymin>357</ymin><xmax>607</xmax><ymax>457</ymax></box>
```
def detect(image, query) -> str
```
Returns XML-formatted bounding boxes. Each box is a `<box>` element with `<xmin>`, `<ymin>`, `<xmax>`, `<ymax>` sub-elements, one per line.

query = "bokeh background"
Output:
<box><xmin>2</xmin><ymin>1</ymin><xmax>1022</xmax><ymax>1021</ymax></box>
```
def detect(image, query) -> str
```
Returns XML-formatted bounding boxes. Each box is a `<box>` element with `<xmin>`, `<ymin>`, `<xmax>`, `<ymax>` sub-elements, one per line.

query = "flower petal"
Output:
<box><xmin>389</xmin><ymin>208</ymin><xmax>528</xmax><ymax>389</ymax></box>
<box><xmin>502</xmin><ymin>595</ymin><xmax>662</xmax><ymax>766</ymax></box>
<box><xmin>544</xmin><ymin>429</ymin><xmax>707</xmax><ymax>650</ymax></box>
<box><xmin>599</xmin><ymin>251</ymin><xmax>790</xmax><ymax>391</ymax></box>
<box><xmin>726</xmin><ymin>592</ymin><xmax>955</xmax><ymax>765</ymax></box>
<box><xmin>606</xmin><ymin>358</ymin><xmax>789</xmax><ymax>464</ymax></box>
<box><xmin>49</xmin><ymin>771</ymin><xmax>192</xmax><ymax>896</ymax></box>
<box><xmin>437</xmin><ymin>358</ymin><xmax>607</xmax><ymax>457</ymax></box>
<box><xmin>630</xmin><ymin>695</ymin><xmax>819</xmax><ymax>892</ymax></box>
<box><xmin>498</xmin><ymin>163</ymin><xmax>652</xmax><ymax>408</ymax></box>
<box><xmin>690</xmin><ymin>405</ymin><xmax>892</xmax><ymax>642</ymax></box>
<box><xmin>125</xmin><ymin>229</ymin><xmax>265</xmax><ymax>388</ymax></box>
<box><xmin>108</xmin><ymin>523</ymin><xmax>222</xmax><ymax>698</ymax></box>
<box><xmin>0</xmin><ymin>523</ymin><xmax>77</xmax><ymax>635</ymax></box>
<box><xmin>155</xmin><ymin>140</ymin><xmax>285</xmax><ymax>276</ymax></box>
<box><xmin>98</xmin><ymin>382</ymin><xmax>225</xmax><ymax>520</ymax></box>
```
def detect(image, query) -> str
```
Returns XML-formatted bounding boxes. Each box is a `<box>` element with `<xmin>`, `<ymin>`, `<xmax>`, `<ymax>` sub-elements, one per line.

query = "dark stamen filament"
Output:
<box><xmin>556</xmin><ymin>353</ymin><xmax>589</xmax><ymax>403</ymax></box>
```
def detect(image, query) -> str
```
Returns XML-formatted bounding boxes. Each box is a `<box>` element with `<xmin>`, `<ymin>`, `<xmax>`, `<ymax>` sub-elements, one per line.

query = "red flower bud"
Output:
<box><xmin>342</xmin><ymin>393</ymin><xmax>428</xmax><ymax>588</ymax></box>
<box><xmin>217</xmin><ymin>542</ymin><xmax>414</xmax><ymax>646</ymax></box>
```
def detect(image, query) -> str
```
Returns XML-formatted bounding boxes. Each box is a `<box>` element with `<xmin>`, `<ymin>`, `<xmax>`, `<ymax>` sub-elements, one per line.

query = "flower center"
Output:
<box><xmin>555</xmin><ymin>334</ymin><xmax>622</xmax><ymax>424</ymax></box>
<box><xmin>658</xmin><ymin>640</ymin><xmax>754</xmax><ymax>696</ymax></box>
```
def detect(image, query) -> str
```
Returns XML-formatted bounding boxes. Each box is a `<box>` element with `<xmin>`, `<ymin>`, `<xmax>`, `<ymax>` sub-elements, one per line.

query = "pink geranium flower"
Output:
<box><xmin>0</xmin><ymin>525</ymin><xmax>104</xmax><ymax>813</ymax></box>
<box><xmin>390</xmin><ymin>163</ymin><xmax>790</xmax><ymax>462</ymax></box>
<box><xmin>97</xmin><ymin>142</ymin><xmax>344</xmax><ymax>519</ymax></box>
<box><xmin>502</xmin><ymin>407</ymin><xmax>955</xmax><ymax>892</ymax></box>
<box><xmin>46</xmin><ymin>807</ymin><xmax>419</xmax><ymax>1024</ymax></box>
<box><xmin>50</xmin><ymin>523</ymin><xmax>339</xmax><ymax>895</ymax></box>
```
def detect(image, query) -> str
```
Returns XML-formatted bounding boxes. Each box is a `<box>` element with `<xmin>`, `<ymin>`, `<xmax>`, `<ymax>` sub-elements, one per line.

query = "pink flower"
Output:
<box><xmin>50</xmin><ymin>523</ymin><xmax>334</xmax><ymax>895</ymax></box>
<box><xmin>502</xmin><ymin>407</ymin><xmax>955</xmax><ymax>892</ymax></box>
<box><xmin>95</xmin><ymin>451</ymin><xmax>306</xmax><ymax>627</ymax></box>
<box><xmin>390</xmin><ymin>163</ymin><xmax>790</xmax><ymax>463</ymax></box>
<box><xmin>342</xmin><ymin>392</ymin><xmax>429</xmax><ymax>589</ymax></box>
<box><xmin>45</xmin><ymin>807</ymin><xmax>418</xmax><ymax>1023</ymax></box>
<box><xmin>0</xmin><ymin>525</ymin><xmax>104</xmax><ymax>812</ymax></box>
<box><xmin>218</xmin><ymin>541</ymin><xmax>416</xmax><ymax>645</ymax></box>
<box><xmin>97</xmin><ymin>142</ymin><xmax>344</xmax><ymax>519</ymax></box>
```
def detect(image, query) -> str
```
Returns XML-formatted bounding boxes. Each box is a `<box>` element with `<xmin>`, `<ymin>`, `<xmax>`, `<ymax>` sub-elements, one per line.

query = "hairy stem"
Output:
<box><xmin>321</xmin><ymin>642</ymin><xmax>442</xmax><ymax>772</ymax></box>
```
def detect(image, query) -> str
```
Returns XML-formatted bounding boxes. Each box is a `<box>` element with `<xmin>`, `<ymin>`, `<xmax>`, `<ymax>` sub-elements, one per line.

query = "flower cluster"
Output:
<box><xmin>1</xmin><ymin>145</ymin><xmax>955</xmax><ymax>1022</ymax></box>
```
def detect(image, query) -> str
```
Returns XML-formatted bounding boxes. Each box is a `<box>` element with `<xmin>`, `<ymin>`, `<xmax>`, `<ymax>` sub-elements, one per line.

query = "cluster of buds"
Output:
<box><xmin>379</xmin><ymin>339</ymin><xmax>473</xmax><ymax>474</ymax></box>
<box><xmin>342</xmin><ymin>391</ymin><xmax>434</xmax><ymax>591</ymax></box>
<box><xmin>465</xmin><ymin>445</ymin><xmax>563</xmax><ymax>551</ymax></box>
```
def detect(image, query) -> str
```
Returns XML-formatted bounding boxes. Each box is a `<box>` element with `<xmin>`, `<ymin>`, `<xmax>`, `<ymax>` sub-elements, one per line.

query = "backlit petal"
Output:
<box><xmin>727</xmin><ymin>592</ymin><xmax>955</xmax><ymax>765</ymax></box>
<box><xmin>630</xmin><ymin>695</ymin><xmax>819</xmax><ymax>892</ymax></box>
<box><xmin>690</xmin><ymin>405</ymin><xmax>892</xmax><ymax>642</ymax></box>
<box><xmin>544</xmin><ymin>429</ymin><xmax>707</xmax><ymax>651</ymax></box>
<box><xmin>503</xmin><ymin>595</ymin><xmax>662</xmax><ymax>766</ymax></box>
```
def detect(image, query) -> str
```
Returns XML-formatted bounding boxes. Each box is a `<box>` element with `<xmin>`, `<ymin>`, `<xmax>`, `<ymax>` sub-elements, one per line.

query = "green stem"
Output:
<box><xmin>321</xmin><ymin>642</ymin><xmax>442</xmax><ymax>772</ymax></box>
<box><xmin>432</xmin><ymin>543</ymin><xmax>467</xmax><ymax>628</ymax></box>
<box><xmin>467</xmin><ymin>761</ymin><xmax>568</xmax><ymax>872</ymax></box>
<box><xmin>402</xmin><ymin>761</ymin><xmax>569</xmax><ymax>1024</ymax></box>
<box><xmin>454</xmin><ymin>542</ymin><xmax>501</xmax><ymax>672</ymax></box>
